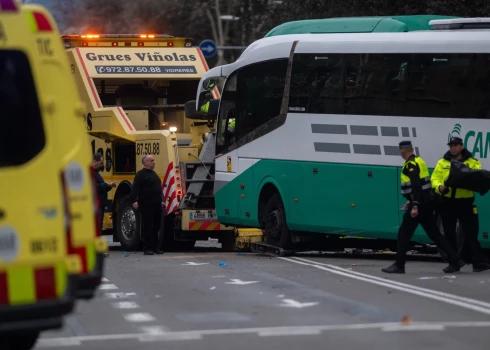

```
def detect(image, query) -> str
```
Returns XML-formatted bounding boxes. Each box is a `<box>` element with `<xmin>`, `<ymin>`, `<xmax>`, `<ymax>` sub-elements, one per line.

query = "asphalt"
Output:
<box><xmin>35</xmin><ymin>238</ymin><xmax>490</xmax><ymax>350</ymax></box>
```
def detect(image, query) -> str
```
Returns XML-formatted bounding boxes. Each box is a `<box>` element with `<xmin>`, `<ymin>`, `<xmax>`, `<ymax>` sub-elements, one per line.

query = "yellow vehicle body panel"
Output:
<box><xmin>63</xmin><ymin>38</ymin><xmax>218</xmax><ymax>233</ymax></box>
<box><xmin>0</xmin><ymin>0</ymin><xmax>79</xmax><ymax>331</ymax></box>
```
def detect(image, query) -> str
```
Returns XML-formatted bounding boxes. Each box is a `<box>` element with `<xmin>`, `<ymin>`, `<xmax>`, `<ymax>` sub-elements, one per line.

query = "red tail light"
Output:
<box><xmin>35</xmin><ymin>268</ymin><xmax>56</xmax><ymax>300</ymax></box>
<box><xmin>0</xmin><ymin>272</ymin><xmax>8</xmax><ymax>305</ymax></box>
<box><xmin>89</xmin><ymin>166</ymin><xmax>102</xmax><ymax>237</ymax></box>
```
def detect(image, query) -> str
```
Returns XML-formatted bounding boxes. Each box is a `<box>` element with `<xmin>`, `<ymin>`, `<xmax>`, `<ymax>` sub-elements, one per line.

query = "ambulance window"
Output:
<box><xmin>0</xmin><ymin>50</ymin><xmax>45</xmax><ymax>167</ymax></box>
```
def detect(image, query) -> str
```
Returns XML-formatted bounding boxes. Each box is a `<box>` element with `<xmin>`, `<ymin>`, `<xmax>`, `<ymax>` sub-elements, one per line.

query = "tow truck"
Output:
<box><xmin>61</xmin><ymin>33</ymin><xmax>239</xmax><ymax>251</ymax></box>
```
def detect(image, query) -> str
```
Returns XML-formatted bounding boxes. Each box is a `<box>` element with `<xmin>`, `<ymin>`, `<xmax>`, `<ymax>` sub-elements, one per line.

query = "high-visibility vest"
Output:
<box><xmin>431</xmin><ymin>156</ymin><xmax>481</xmax><ymax>199</ymax></box>
<box><xmin>400</xmin><ymin>156</ymin><xmax>432</xmax><ymax>195</ymax></box>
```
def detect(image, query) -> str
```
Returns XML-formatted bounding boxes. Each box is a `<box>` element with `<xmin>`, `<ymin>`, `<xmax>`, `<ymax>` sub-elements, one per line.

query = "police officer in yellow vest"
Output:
<box><xmin>431</xmin><ymin>136</ymin><xmax>490</xmax><ymax>272</ymax></box>
<box><xmin>383</xmin><ymin>141</ymin><xmax>464</xmax><ymax>274</ymax></box>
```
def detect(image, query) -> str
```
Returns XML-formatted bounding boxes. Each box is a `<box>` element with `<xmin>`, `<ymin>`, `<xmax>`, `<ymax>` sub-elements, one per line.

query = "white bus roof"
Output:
<box><xmin>197</xmin><ymin>29</ymin><xmax>490</xmax><ymax>105</ymax></box>
<box><xmin>220</xmin><ymin>31</ymin><xmax>490</xmax><ymax>74</ymax></box>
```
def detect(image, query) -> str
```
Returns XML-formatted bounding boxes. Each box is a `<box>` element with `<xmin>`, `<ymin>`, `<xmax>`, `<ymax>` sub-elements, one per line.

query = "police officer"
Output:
<box><xmin>431</xmin><ymin>136</ymin><xmax>490</xmax><ymax>272</ymax></box>
<box><xmin>382</xmin><ymin>141</ymin><xmax>464</xmax><ymax>274</ymax></box>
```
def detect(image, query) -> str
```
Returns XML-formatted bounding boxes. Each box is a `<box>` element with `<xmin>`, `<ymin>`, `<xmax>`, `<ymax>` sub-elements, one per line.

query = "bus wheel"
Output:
<box><xmin>0</xmin><ymin>331</ymin><xmax>40</xmax><ymax>350</ymax></box>
<box><xmin>437</xmin><ymin>215</ymin><xmax>465</xmax><ymax>263</ymax></box>
<box><xmin>116</xmin><ymin>196</ymin><xmax>142</xmax><ymax>251</ymax></box>
<box><xmin>263</xmin><ymin>193</ymin><xmax>291</xmax><ymax>249</ymax></box>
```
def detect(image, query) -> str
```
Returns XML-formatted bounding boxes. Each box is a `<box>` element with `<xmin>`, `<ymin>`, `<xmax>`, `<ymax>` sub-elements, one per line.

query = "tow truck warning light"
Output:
<box><xmin>62</xmin><ymin>34</ymin><xmax>190</xmax><ymax>48</ymax></box>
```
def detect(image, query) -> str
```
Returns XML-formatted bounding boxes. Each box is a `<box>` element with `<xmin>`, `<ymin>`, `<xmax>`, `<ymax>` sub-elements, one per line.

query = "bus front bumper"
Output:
<box><xmin>0</xmin><ymin>275</ymin><xmax>78</xmax><ymax>334</ymax></box>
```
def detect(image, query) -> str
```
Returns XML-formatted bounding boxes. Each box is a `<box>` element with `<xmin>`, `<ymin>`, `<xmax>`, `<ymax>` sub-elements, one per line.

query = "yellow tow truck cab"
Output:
<box><xmin>62</xmin><ymin>33</ymin><xmax>234</xmax><ymax>252</ymax></box>
<box><xmin>0</xmin><ymin>0</ymin><xmax>81</xmax><ymax>345</ymax></box>
<box><xmin>19</xmin><ymin>3</ymin><xmax>108</xmax><ymax>300</ymax></box>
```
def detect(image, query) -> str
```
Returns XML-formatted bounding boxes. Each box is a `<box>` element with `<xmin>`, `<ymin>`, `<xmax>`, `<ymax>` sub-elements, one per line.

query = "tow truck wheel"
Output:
<box><xmin>116</xmin><ymin>196</ymin><xmax>142</xmax><ymax>251</ymax></box>
<box><xmin>263</xmin><ymin>193</ymin><xmax>291</xmax><ymax>249</ymax></box>
<box><xmin>0</xmin><ymin>331</ymin><xmax>40</xmax><ymax>350</ymax></box>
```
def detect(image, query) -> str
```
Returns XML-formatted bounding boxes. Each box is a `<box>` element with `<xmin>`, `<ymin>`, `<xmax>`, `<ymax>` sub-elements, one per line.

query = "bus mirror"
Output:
<box><xmin>184</xmin><ymin>99</ymin><xmax>219</xmax><ymax>120</ymax></box>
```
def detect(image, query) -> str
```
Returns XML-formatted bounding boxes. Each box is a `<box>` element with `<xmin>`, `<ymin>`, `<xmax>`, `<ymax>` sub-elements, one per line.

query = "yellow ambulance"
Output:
<box><xmin>20</xmin><ymin>3</ymin><xmax>109</xmax><ymax>301</ymax></box>
<box><xmin>0</xmin><ymin>0</ymin><xmax>80</xmax><ymax>348</ymax></box>
<box><xmin>0</xmin><ymin>0</ymin><xmax>105</xmax><ymax>348</ymax></box>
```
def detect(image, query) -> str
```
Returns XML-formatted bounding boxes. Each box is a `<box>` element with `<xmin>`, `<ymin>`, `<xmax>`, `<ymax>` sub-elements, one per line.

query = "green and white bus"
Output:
<box><xmin>188</xmin><ymin>18</ymin><xmax>490</xmax><ymax>253</ymax></box>
<box><xmin>264</xmin><ymin>15</ymin><xmax>459</xmax><ymax>37</ymax></box>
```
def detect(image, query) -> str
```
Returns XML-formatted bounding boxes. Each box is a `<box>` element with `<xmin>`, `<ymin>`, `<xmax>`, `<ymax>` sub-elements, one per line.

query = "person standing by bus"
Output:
<box><xmin>431</xmin><ymin>136</ymin><xmax>490</xmax><ymax>272</ymax></box>
<box><xmin>129</xmin><ymin>155</ymin><xmax>165</xmax><ymax>255</ymax></box>
<box><xmin>382</xmin><ymin>141</ymin><xmax>464</xmax><ymax>274</ymax></box>
<box><xmin>92</xmin><ymin>153</ymin><xmax>115</xmax><ymax>233</ymax></box>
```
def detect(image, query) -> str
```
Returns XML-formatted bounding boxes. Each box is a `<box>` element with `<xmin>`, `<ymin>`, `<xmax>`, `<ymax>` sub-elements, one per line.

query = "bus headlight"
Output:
<box><xmin>169</xmin><ymin>126</ymin><xmax>177</xmax><ymax>133</ymax></box>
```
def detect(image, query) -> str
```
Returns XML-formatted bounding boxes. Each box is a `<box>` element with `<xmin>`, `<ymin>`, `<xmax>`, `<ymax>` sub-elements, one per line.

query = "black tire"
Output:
<box><xmin>0</xmin><ymin>331</ymin><xmax>40</xmax><ymax>350</ymax></box>
<box><xmin>263</xmin><ymin>193</ymin><xmax>291</xmax><ymax>249</ymax></box>
<box><xmin>437</xmin><ymin>215</ymin><xmax>465</xmax><ymax>262</ymax></box>
<box><xmin>116</xmin><ymin>196</ymin><xmax>142</xmax><ymax>251</ymax></box>
<box><xmin>159</xmin><ymin>213</ymin><xmax>196</xmax><ymax>252</ymax></box>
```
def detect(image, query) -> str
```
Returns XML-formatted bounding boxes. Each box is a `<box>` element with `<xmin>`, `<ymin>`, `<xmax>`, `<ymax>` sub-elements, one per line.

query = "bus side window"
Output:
<box><xmin>216</xmin><ymin>74</ymin><xmax>237</xmax><ymax>154</ymax></box>
<box><xmin>235</xmin><ymin>59</ymin><xmax>288</xmax><ymax>141</ymax></box>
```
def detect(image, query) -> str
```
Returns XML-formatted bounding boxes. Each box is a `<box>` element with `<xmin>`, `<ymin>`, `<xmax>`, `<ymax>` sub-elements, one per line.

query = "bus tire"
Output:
<box><xmin>437</xmin><ymin>215</ymin><xmax>465</xmax><ymax>263</ymax></box>
<box><xmin>263</xmin><ymin>193</ymin><xmax>291</xmax><ymax>249</ymax></box>
<box><xmin>0</xmin><ymin>331</ymin><xmax>40</xmax><ymax>350</ymax></box>
<box><xmin>116</xmin><ymin>196</ymin><xmax>142</xmax><ymax>251</ymax></box>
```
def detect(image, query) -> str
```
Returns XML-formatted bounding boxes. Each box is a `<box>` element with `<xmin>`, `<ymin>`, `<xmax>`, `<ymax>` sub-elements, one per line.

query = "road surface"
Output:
<box><xmin>36</xmin><ymin>240</ymin><xmax>490</xmax><ymax>350</ymax></box>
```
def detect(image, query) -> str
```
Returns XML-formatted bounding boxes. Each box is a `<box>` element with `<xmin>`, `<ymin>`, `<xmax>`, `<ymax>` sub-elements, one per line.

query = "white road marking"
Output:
<box><xmin>99</xmin><ymin>284</ymin><xmax>118</xmax><ymax>290</ymax></box>
<box><xmin>139</xmin><ymin>333</ymin><xmax>202</xmax><ymax>342</ymax></box>
<box><xmin>101</xmin><ymin>277</ymin><xmax>109</xmax><ymax>282</ymax></box>
<box><xmin>279</xmin><ymin>299</ymin><xmax>319</xmax><ymax>308</ymax></box>
<box><xmin>212</xmin><ymin>275</ymin><xmax>226</xmax><ymax>278</ymax></box>
<box><xmin>112</xmin><ymin>301</ymin><xmax>140</xmax><ymax>309</ymax></box>
<box><xmin>37</xmin><ymin>321</ymin><xmax>490</xmax><ymax>346</ymax></box>
<box><xmin>210</xmin><ymin>286</ymin><xmax>216</xmax><ymax>290</ymax></box>
<box><xmin>182</xmin><ymin>262</ymin><xmax>209</xmax><ymax>266</ymax></box>
<box><xmin>277</xmin><ymin>294</ymin><xmax>285</xmax><ymax>298</ymax></box>
<box><xmin>382</xmin><ymin>324</ymin><xmax>445</xmax><ymax>332</ymax></box>
<box><xmin>259</xmin><ymin>328</ymin><xmax>322</xmax><ymax>336</ymax></box>
<box><xmin>224</xmin><ymin>279</ymin><xmax>259</xmax><ymax>285</ymax></box>
<box><xmin>124</xmin><ymin>313</ymin><xmax>156</xmax><ymax>322</ymax></box>
<box><xmin>105</xmin><ymin>292</ymin><xmax>136</xmax><ymax>299</ymax></box>
<box><xmin>37</xmin><ymin>338</ymin><xmax>82</xmax><ymax>347</ymax></box>
<box><xmin>293</xmin><ymin>257</ymin><xmax>490</xmax><ymax>308</ymax></box>
<box><xmin>140</xmin><ymin>326</ymin><xmax>168</xmax><ymax>335</ymax></box>
<box><xmin>281</xmin><ymin>257</ymin><xmax>490</xmax><ymax>316</ymax></box>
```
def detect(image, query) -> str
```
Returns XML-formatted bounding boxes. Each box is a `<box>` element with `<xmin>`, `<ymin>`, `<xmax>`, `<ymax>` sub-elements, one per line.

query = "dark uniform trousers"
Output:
<box><xmin>139</xmin><ymin>203</ymin><xmax>162</xmax><ymax>251</ymax></box>
<box><xmin>396</xmin><ymin>201</ymin><xmax>460</xmax><ymax>267</ymax></box>
<box><xmin>438</xmin><ymin>198</ymin><xmax>484</xmax><ymax>264</ymax></box>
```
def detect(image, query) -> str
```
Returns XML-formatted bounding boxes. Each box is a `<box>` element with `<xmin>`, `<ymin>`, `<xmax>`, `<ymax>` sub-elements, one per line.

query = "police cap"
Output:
<box><xmin>399</xmin><ymin>140</ymin><xmax>413</xmax><ymax>149</ymax></box>
<box><xmin>447</xmin><ymin>136</ymin><xmax>463</xmax><ymax>146</ymax></box>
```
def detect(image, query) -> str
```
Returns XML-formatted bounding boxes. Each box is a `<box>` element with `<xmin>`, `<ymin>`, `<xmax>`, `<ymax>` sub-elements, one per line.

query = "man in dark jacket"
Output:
<box><xmin>431</xmin><ymin>136</ymin><xmax>490</xmax><ymax>272</ymax></box>
<box><xmin>92</xmin><ymin>153</ymin><xmax>115</xmax><ymax>233</ymax></box>
<box><xmin>129</xmin><ymin>155</ymin><xmax>165</xmax><ymax>255</ymax></box>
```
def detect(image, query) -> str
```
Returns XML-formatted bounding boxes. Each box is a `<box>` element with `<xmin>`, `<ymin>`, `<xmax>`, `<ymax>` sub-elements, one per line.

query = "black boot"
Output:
<box><xmin>144</xmin><ymin>250</ymin><xmax>154</xmax><ymax>255</ymax></box>
<box><xmin>443</xmin><ymin>259</ymin><xmax>465</xmax><ymax>273</ymax></box>
<box><xmin>382</xmin><ymin>263</ymin><xmax>405</xmax><ymax>274</ymax></box>
<box><xmin>153</xmin><ymin>249</ymin><xmax>164</xmax><ymax>255</ymax></box>
<box><xmin>473</xmin><ymin>262</ymin><xmax>490</xmax><ymax>272</ymax></box>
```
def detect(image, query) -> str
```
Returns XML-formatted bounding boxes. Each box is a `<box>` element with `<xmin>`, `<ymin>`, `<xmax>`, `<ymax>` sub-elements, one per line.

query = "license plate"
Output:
<box><xmin>190</xmin><ymin>211</ymin><xmax>217</xmax><ymax>220</ymax></box>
